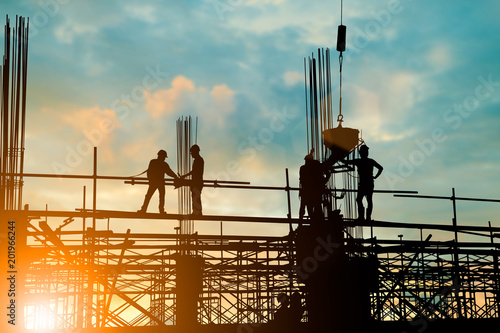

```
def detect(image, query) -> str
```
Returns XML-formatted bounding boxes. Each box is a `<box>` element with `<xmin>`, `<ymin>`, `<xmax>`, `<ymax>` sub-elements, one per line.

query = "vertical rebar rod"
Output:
<box><xmin>285</xmin><ymin>168</ymin><xmax>291</xmax><ymax>229</ymax></box>
<box><xmin>326</xmin><ymin>48</ymin><xmax>332</xmax><ymax>129</ymax></box>
<box><xmin>318</xmin><ymin>48</ymin><xmax>323</xmax><ymax>156</ymax></box>
<box><xmin>303</xmin><ymin>58</ymin><xmax>309</xmax><ymax>154</ymax></box>
<box><xmin>312</xmin><ymin>57</ymin><xmax>319</xmax><ymax>158</ymax></box>
<box><xmin>19</xmin><ymin>17</ymin><xmax>28</xmax><ymax>210</ymax></box>
<box><xmin>308</xmin><ymin>57</ymin><xmax>314</xmax><ymax>155</ymax></box>
<box><xmin>451</xmin><ymin>187</ymin><xmax>463</xmax><ymax>318</ymax></box>
<box><xmin>92</xmin><ymin>147</ymin><xmax>97</xmax><ymax>228</ymax></box>
<box><xmin>1</xmin><ymin>17</ymin><xmax>10</xmax><ymax>210</ymax></box>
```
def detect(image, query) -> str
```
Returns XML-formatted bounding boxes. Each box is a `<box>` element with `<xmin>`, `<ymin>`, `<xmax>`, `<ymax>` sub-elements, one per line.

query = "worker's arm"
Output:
<box><xmin>180</xmin><ymin>170</ymin><xmax>192</xmax><ymax>178</ymax></box>
<box><xmin>164</xmin><ymin>164</ymin><xmax>179</xmax><ymax>179</ymax></box>
<box><xmin>373</xmin><ymin>161</ymin><xmax>383</xmax><ymax>179</ymax></box>
<box><xmin>341</xmin><ymin>158</ymin><xmax>356</xmax><ymax>165</ymax></box>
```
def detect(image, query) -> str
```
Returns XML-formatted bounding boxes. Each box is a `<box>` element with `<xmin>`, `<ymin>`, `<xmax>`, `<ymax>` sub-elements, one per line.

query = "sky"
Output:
<box><xmin>2</xmin><ymin>0</ymin><xmax>500</xmax><ymax>240</ymax></box>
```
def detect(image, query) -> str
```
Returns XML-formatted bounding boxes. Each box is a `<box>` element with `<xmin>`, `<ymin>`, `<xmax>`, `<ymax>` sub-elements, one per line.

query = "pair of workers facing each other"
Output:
<box><xmin>138</xmin><ymin>145</ymin><xmax>204</xmax><ymax>215</ymax></box>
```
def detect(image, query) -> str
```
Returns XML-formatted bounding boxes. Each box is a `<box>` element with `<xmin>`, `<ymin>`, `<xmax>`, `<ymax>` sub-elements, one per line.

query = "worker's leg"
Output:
<box><xmin>313</xmin><ymin>201</ymin><xmax>323</xmax><ymax>220</ymax></box>
<box><xmin>139</xmin><ymin>185</ymin><xmax>156</xmax><ymax>212</ymax></box>
<box><xmin>299</xmin><ymin>199</ymin><xmax>306</xmax><ymax>220</ymax></box>
<box><xmin>306</xmin><ymin>203</ymin><xmax>315</xmax><ymax>220</ymax></box>
<box><xmin>191</xmin><ymin>186</ymin><xmax>202</xmax><ymax>215</ymax></box>
<box><xmin>158</xmin><ymin>185</ymin><xmax>166</xmax><ymax>213</ymax></box>
<box><xmin>366</xmin><ymin>191</ymin><xmax>374</xmax><ymax>221</ymax></box>
<box><xmin>356</xmin><ymin>191</ymin><xmax>365</xmax><ymax>220</ymax></box>
<box><xmin>310</xmin><ymin>193</ymin><xmax>323</xmax><ymax>221</ymax></box>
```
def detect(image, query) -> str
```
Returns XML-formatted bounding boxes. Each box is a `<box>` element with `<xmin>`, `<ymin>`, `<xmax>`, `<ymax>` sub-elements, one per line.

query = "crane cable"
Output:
<box><xmin>337</xmin><ymin>0</ymin><xmax>346</xmax><ymax>126</ymax></box>
<box><xmin>338</xmin><ymin>52</ymin><xmax>343</xmax><ymax>126</ymax></box>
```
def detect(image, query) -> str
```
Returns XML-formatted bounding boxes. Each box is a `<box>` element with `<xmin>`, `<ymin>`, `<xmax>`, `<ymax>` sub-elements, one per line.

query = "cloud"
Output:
<box><xmin>283</xmin><ymin>71</ymin><xmax>302</xmax><ymax>86</ymax></box>
<box><xmin>426</xmin><ymin>44</ymin><xmax>455</xmax><ymax>71</ymax></box>
<box><xmin>210</xmin><ymin>84</ymin><xmax>236</xmax><ymax>116</ymax></box>
<box><xmin>144</xmin><ymin>75</ymin><xmax>195</xmax><ymax>118</ymax></box>
<box><xmin>121</xmin><ymin>136</ymin><xmax>160</xmax><ymax>162</ymax></box>
<box><xmin>387</xmin><ymin>71</ymin><xmax>419</xmax><ymax>107</ymax></box>
<box><xmin>124</xmin><ymin>4</ymin><xmax>158</xmax><ymax>24</ymax></box>
<box><xmin>344</xmin><ymin>84</ymin><xmax>382</xmax><ymax>138</ymax></box>
<box><xmin>81</xmin><ymin>51</ymin><xmax>110</xmax><ymax>77</ymax></box>
<box><xmin>54</xmin><ymin>20</ymin><xmax>98</xmax><ymax>44</ymax></box>
<box><xmin>342</xmin><ymin>66</ymin><xmax>425</xmax><ymax>144</ymax></box>
<box><xmin>58</xmin><ymin>105</ymin><xmax>121</xmax><ymax>163</ymax></box>
<box><xmin>247</xmin><ymin>0</ymin><xmax>285</xmax><ymax>5</ymax></box>
<box><xmin>143</xmin><ymin>75</ymin><xmax>236</xmax><ymax>124</ymax></box>
<box><xmin>60</xmin><ymin>105</ymin><xmax>119</xmax><ymax>131</ymax></box>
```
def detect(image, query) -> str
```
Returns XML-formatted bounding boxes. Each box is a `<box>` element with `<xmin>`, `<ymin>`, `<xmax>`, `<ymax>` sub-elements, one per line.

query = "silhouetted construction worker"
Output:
<box><xmin>138</xmin><ymin>149</ymin><xmax>179</xmax><ymax>214</ymax></box>
<box><xmin>180</xmin><ymin>144</ymin><xmax>204</xmax><ymax>215</ymax></box>
<box><xmin>273</xmin><ymin>292</ymin><xmax>304</xmax><ymax>330</ymax></box>
<box><xmin>342</xmin><ymin>145</ymin><xmax>383</xmax><ymax>221</ymax></box>
<box><xmin>299</xmin><ymin>149</ymin><xmax>325</xmax><ymax>221</ymax></box>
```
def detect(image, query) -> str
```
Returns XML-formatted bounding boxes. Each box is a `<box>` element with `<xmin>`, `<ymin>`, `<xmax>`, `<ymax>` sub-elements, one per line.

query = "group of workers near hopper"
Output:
<box><xmin>298</xmin><ymin>144</ymin><xmax>383</xmax><ymax>222</ymax></box>
<box><xmin>137</xmin><ymin>144</ymin><xmax>382</xmax><ymax>221</ymax></box>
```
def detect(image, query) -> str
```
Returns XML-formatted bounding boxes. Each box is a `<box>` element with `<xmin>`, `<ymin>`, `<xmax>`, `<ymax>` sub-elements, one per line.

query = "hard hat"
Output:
<box><xmin>158</xmin><ymin>149</ymin><xmax>167</xmax><ymax>157</ymax></box>
<box><xmin>304</xmin><ymin>148</ymin><xmax>314</xmax><ymax>160</ymax></box>
<box><xmin>359</xmin><ymin>145</ymin><xmax>369</xmax><ymax>152</ymax></box>
<box><xmin>190</xmin><ymin>144</ymin><xmax>200</xmax><ymax>153</ymax></box>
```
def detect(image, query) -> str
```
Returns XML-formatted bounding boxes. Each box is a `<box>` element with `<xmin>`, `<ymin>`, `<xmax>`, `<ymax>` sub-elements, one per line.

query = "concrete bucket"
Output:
<box><xmin>322</xmin><ymin>125</ymin><xmax>360</xmax><ymax>164</ymax></box>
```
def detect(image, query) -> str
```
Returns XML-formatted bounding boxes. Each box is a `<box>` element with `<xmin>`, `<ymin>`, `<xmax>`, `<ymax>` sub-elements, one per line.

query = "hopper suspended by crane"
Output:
<box><xmin>322</xmin><ymin>125</ymin><xmax>360</xmax><ymax>166</ymax></box>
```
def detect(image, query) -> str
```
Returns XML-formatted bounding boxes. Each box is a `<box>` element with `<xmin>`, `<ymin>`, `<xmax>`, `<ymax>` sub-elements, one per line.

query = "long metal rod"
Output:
<box><xmin>3</xmin><ymin>172</ymin><xmax>250</xmax><ymax>183</ymax></box>
<box><xmin>349</xmin><ymin>218</ymin><xmax>500</xmax><ymax>232</ymax></box>
<box><xmin>394</xmin><ymin>193</ymin><xmax>500</xmax><ymax>203</ymax></box>
<box><xmin>126</xmin><ymin>180</ymin><xmax>416</xmax><ymax>194</ymax></box>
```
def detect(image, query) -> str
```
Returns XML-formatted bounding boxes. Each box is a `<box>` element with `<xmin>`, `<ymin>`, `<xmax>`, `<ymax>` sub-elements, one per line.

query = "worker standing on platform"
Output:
<box><xmin>341</xmin><ymin>145</ymin><xmax>383</xmax><ymax>221</ymax></box>
<box><xmin>180</xmin><ymin>144</ymin><xmax>204</xmax><ymax>215</ymax></box>
<box><xmin>138</xmin><ymin>149</ymin><xmax>179</xmax><ymax>214</ymax></box>
<box><xmin>299</xmin><ymin>149</ymin><xmax>325</xmax><ymax>221</ymax></box>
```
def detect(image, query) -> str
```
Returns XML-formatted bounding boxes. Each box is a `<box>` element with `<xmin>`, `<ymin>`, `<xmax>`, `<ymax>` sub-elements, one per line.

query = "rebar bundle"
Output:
<box><xmin>303</xmin><ymin>48</ymin><xmax>334</xmax><ymax>161</ymax></box>
<box><xmin>0</xmin><ymin>15</ymin><xmax>29</xmax><ymax>211</ymax></box>
<box><xmin>176</xmin><ymin>116</ymin><xmax>197</xmax><ymax>235</ymax></box>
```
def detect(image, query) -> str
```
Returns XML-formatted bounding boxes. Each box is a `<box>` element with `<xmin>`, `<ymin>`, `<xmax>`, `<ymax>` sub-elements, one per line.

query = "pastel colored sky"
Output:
<box><xmin>3</xmin><ymin>0</ymin><xmax>500</xmax><ymax>239</ymax></box>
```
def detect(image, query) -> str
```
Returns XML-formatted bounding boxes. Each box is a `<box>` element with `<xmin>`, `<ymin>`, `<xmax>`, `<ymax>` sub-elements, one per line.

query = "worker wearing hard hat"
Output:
<box><xmin>299</xmin><ymin>149</ymin><xmax>327</xmax><ymax>221</ymax></box>
<box><xmin>180</xmin><ymin>144</ymin><xmax>205</xmax><ymax>215</ymax></box>
<box><xmin>341</xmin><ymin>145</ymin><xmax>383</xmax><ymax>221</ymax></box>
<box><xmin>138</xmin><ymin>149</ymin><xmax>179</xmax><ymax>214</ymax></box>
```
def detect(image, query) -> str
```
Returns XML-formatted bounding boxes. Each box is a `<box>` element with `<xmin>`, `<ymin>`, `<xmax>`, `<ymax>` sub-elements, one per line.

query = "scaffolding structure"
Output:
<box><xmin>19</xmin><ymin>214</ymin><xmax>297</xmax><ymax>330</ymax></box>
<box><xmin>3</xmin><ymin>194</ymin><xmax>499</xmax><ymax>332</ymax></box>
